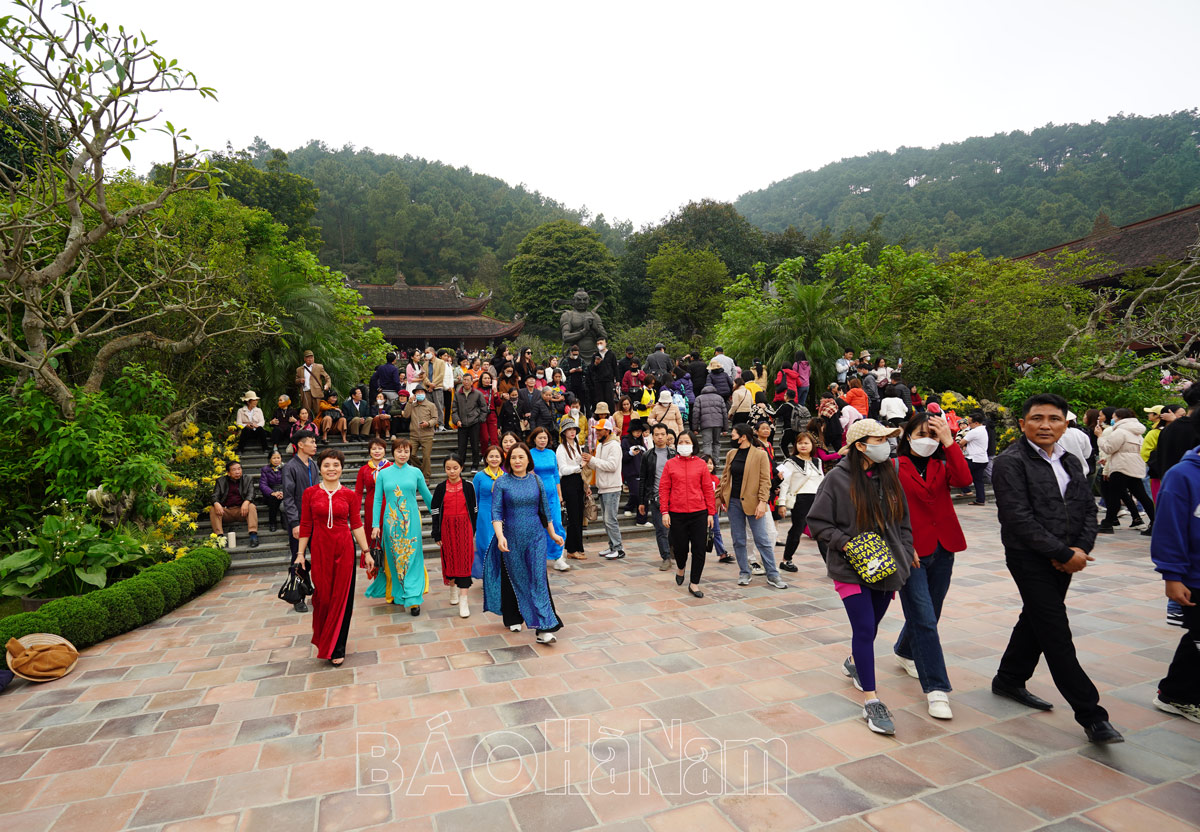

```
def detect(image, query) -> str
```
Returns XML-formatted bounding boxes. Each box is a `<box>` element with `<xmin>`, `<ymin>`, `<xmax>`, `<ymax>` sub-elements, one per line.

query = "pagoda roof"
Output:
<box><xmin>354</xmin><ymin>279</ymin><xmax>490</xmax><ymax>313</ymax></box>
<box><xmin>371</xmin><ymin>314</ymin><xmax>524</xmax><ymax>342</ymax></box>
<box><xmin>1015</xmin><ymin>203</ymin><xmax>1200</xmax><ymax>278</ymax></box>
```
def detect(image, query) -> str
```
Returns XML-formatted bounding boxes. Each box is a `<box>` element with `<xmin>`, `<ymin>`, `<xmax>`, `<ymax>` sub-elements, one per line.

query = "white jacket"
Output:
<box><xmin>777</xmin><ymin>456</ymin><xmax>824</xmax><ymax>509</ymax></box>
<box><xmin>1098</xmin><ymin>418</ymin><xmax>1147</xmax><ymax>478</ymax></box>
<box><xmin>588</xmin><ymin>437</ymin><xmax>623</xmax><ymax>493</ymax></box>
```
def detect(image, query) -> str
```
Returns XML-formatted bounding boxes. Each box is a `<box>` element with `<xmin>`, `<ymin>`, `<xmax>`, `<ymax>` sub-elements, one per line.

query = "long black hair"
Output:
<box><xmin>844</xmin><ymin>441</ymin><xmax>906</xmax><ymax>534</ymax></box>
<box><xmin>731</xmin><ymin>422</ymin><xmax>764</xmax><ymax>451</ymax></box>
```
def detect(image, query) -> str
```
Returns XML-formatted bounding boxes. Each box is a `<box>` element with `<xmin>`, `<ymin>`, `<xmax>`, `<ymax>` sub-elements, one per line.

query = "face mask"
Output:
<box><xmin>570</xmin><ymin>408</ymin><xmax>580</xmax><ymax>417</ymax></box>
<box><xmin>377</xmin><ymin>399</ymin><xmax>385</xmax><ymax>405</ymax></box>
<box><xmin>860</xmin><ymin>442</ymin><xmax>892</xmax><ymax>463</ymax></box>
<box><xmin>415</xmin><ymin>394</ymin><xmax>425</xmax><ymax>402</ymax></box>
<box><xmin>909</xmin><ymin>437</ymin><xmax>940</xmax><ymax>458</ymax></box>
<box><xmin>677</xmin><ymin>445</ymin><xmax>694</xmax><ymax>457</ymax></box>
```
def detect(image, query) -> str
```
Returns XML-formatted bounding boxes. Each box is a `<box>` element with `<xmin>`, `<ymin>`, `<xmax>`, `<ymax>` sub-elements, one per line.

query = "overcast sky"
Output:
<box><xmin>65</xmin><ymin>0</ymin><xmax>1200</xmax><ymax>227</ymax></box>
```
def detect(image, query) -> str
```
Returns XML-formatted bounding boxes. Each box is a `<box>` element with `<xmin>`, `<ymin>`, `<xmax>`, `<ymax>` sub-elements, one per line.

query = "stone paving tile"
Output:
<box><xmin>3</xmin><ymin>507</ymin><xmax>1200</xmax><ymax>831</ymax></box>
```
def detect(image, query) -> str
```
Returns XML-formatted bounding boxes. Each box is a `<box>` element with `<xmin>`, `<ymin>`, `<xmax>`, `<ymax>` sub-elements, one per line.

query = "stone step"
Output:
<box><xmin>223</xmin><ymin>521</ymin><xmax>655</xmax><ymax>571</ymax></box>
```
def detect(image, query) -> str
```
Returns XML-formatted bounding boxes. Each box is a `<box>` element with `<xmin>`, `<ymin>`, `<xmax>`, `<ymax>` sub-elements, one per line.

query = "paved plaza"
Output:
<box><xmin>1</xmin><ymin>505</ymin><xmax>1198</xmax><ymax>832</ymax></box>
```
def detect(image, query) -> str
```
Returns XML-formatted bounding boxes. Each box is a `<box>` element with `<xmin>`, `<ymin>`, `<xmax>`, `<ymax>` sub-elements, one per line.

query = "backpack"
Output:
<box><xmin>790</xmin><ymin>404</ymin><xmax>811</xmax><ymax>434</ymax></box>
<box><xmin>672</xmin><ymin>391</ymin><xmax>690</xmax><ymax>421</ymax></box>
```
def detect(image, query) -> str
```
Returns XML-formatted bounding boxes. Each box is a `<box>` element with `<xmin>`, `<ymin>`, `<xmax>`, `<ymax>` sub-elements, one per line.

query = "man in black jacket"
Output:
<box><xmin>638</xmin><ymin>423</ymin><xmax>676</xmax><ymax>569</ymax></box>
<box><xmin>452</xmin><ymin>377</ymin><xmax>488</xmax><ymax>469</ymax></box>
<box><xmin>990</xmin><ymin>393</ymin><xmax>1122</xmax><ymax>744</ymax></box>
<box><xmin>617</xmin><ymin>346</ymin><xmax>637</xmax><ymax>383</ymax></box>
<box><xmin>282</xmin><ymin>432</ymin><xmax>319</xmax><ymax>613</ymax></box>
<box><xmin>591</xmin><ymin>337</ymin><xmax>619</xmax><ymax>416</ymax></box>
<box><xmin>686</xmin><ymin>353</ymin><xmax>708</xmax><ymax>394</ymax></box>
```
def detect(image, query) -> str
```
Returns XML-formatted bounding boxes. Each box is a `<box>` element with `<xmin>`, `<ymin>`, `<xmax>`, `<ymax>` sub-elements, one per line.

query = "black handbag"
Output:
<box><xmin>277</xmin><ymin>563</ymin><xmax>313</xmax><ymax>604</ymax></box>
<box><xmin>706</xmin><ymin>526</ymin><xmax>715</xmax><ymax>553</ymax></box>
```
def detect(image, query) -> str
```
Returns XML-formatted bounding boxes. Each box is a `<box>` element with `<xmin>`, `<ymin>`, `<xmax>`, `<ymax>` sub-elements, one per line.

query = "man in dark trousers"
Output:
<box><xmin>638</xmin><ymin>423</ymin><xmax>676</xmax><ymax>571</ymax></box>
<box><xmin>590</xmin><ymin>337</ymin><xmax>619</xmax><ymax>416</ymax></box>
<box><xmin>452</xmin><ymin>376</ymin><xmax>488</xmax><ymax>469</ymax></box>
<box><xmin>563</xmin><ymin>343</ymin><xmax>588</xmax><ymax>413</ymax></box>
<box><xmin>990</xmin><ymin>393</ymin><xmax>1123</xmax><ymax>744</ymax></box>
<box><xmin>282</xmin><ymin>431</ymin><xmax>319</xmax><ymax>613</ymax></box>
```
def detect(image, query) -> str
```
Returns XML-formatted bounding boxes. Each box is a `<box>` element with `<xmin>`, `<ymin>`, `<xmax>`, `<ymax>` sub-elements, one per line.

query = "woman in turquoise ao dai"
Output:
<box><xmin>471</xmin><ymin>445</ymin><xmax>505</xmax><ymax>580</ymax></box>
<box><xmin>528</xmin><ymin>428</ymin><xmax>567</xmax><ymax>566</ymax></box>
<box><xmin>370</xmin><ymin>438</ymin><xmax>433</xmax><ymax>615</ymax></box>
<box><xmin>484</xmin><ymin>443</ymin><xmax>566</xmax><ymax>644</ymax></box>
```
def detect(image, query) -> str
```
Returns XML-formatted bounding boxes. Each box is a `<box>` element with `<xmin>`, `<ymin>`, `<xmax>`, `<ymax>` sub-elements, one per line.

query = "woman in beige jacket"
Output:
<box><xmin>649</xmin><ymin>390</ymin><xmax>684</xmax><ymax>436</ymax></box>
<box><xmin>1096</xmin><ymin>409</ymin><xmax>1153</xmax><ymax>532</ymax></box>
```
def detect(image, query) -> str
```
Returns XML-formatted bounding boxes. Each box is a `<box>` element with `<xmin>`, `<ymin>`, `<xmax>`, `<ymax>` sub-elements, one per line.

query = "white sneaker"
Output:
<box><xmin>927</xmin><ymin>691</ymin><xmax>953</xmax><ymax>719</ymax></box>
<box><xmin>598</xmin><ymin>547</ymin><xmax>614</xmax><ymax>557</ymax></box>
<box><xmin>552</xmin><ymin>558</ymin><xmax>571</xmax><ymax>571</ymax></box>
<box><xmin>604</xmin><ymin>549</ymin><xmax>625</xmax><ymax>559</ymax></box>
<box><xmin>459</xmin><ymin>596</ymin><xmax>470</xmax><ymax>618</ymax></box>
<box><xmin>450</xmin><ymin>587</ymin><xmax>460</xmax><ymax>605</ymax></box>
<box><xmin>623</xmin><ymin>511</ymin><xmax>633</xmax><ymax>517</ymax></box>
<box><xmin>895</xmin><ymin>654</ymin><xmax>919</xmax><ymax>678</ymax></box>
<box><xmin>535</xmin><ymin>631</ymin><xmax>557</xmax><ymax>644</ymax></box>
<box><xmin>509</xmin><ymin>623</ymin><xmax>522</xmax><ymax>632</ymax></box>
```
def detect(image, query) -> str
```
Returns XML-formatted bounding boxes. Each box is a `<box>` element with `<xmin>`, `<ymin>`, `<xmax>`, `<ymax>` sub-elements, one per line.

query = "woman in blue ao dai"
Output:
<box><xmin>528</xmin><ymin>428</ymin><xmax>567</xmax><ymax>568</ymax></box>
<box><xmin>471</xmin><ymin>445</ymin><xmax>505</xmax><ymax>580</ymax></box>
<box><xmin>369</xmin><ymin>438</ymin><xmax>433</xmax><ymax>615</ymax></box>
<box><xmin>483</xmin><ymin>443</ymin><xmax>566</xmax><ymax>644</ymax></box>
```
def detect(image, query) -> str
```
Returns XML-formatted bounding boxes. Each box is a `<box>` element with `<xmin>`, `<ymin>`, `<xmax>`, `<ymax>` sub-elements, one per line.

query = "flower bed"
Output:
<box><xmin>0</xmin><ymin>547</ymin><xmax>231</xmax><ymax>650</ymax></box>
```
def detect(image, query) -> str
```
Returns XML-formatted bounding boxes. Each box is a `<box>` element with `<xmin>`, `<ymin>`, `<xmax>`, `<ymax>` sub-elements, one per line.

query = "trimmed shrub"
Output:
<box><xmin>142</xmin><ymin>566</ymin><xmax>182</xmax><ymax>609</ymax></box>
<box><xmin>118</xmin><ymin>577</ymin><xmax>165</xmax><ymax>625</ymax></box>
<box><xmin>164</xmin><ymin>561</ymin><xmax>195</xmax><ymax>600</ymax></box>
<box><xmin>0</xmin><ymin>611</ymin><xmax>62</xmax><ymax>644</ymax></box>
<box><xmin>41</xmin><ymin>596</ymin><xmax>108</xmax><ymax>649</ymax></box>
<box><xmin>178</xmin><ymin>557</ymin><xmax>209</xmax><ymax>597</ymax></box>
<box><xmin>90</xmin><ymin>586</ymin><xmax>140</xmax><ymax>635</ymax></box>
<box><xmin>187</xmin><ymin>547</ymin><xmax>229</xmax><ymax>586</ymax></box>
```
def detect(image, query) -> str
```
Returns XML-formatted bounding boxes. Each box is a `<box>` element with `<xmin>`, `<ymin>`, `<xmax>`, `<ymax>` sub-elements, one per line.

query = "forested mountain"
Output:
<box><xmin>736</xmin><ymin>111</ymin><xmax>1200</xmax><ymax>256</ymax></box>
<box><xmin>240</xmin><ymin>139</ymin><xmax>630</xmax><ymax>293</ymax></box>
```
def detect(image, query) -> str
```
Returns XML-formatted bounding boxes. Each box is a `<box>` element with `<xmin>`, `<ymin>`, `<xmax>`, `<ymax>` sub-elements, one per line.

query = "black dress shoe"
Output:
<box><xmin>1084</xmin><ymin>720</ymin><xmax>1124</xmax><ymax>744</ymax></box>
<box><xmin>269</xmin><ymin>522</ymin><xmax>277</xmax><ymax>533</ymax></box>
<box><xmin>992</xmin><ymin>681</ymin><xmax>1054</xmax><ymax>710</ymax></box>
<box><xmin>293</xmin><ymin>600</ymin><xmax>308</xmax><ymax>613</ymax></box>
<box><xmin>410</xmin><ymin>605</ymin><xmax>421</xmax><ymax>616</ymax></box>
<box><xmin>675</xmin><ymin>574</ymin><xmax>685</xmax><ymax>586</ymax></box>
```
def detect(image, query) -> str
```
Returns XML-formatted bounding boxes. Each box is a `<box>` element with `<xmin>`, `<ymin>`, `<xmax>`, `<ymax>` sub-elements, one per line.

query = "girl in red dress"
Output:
<box><xmin>431</xmin><ymin>455</ymin><xmax>478</xmax><ymax>618</ymax></box>
<box><xmin>355</xmin><ymin>438</ymin><xmax>392</xmax><ymax>539</ymax></box>
<box><xmin>295</xmin><ymin>448</ymin><xmax>373</xmax><ymax>665</ymax></box>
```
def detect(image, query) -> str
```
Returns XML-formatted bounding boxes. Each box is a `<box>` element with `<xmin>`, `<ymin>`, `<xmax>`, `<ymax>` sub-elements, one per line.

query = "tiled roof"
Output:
<box><xmin>371</xmin><ymin>314</ymin><xmax>524</xmax><ymax>341</ymax></box>
<box><xmin>1015</xmin><ymin>204</ymin><xmax>1200</xmax><ymax>278</ymax></box>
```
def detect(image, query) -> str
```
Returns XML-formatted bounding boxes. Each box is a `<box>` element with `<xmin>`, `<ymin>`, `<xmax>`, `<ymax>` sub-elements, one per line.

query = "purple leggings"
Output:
<box><xmin>841</xmin><ymin>588</ymin><xmax>892</xmax><ymax>692</ymax></box>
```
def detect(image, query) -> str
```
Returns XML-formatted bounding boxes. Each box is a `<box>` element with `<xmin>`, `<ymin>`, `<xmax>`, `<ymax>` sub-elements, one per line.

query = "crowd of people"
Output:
<box><xmin>211</xmin><ymin>342</ymin><xmax>1200</xmax><ymax>738</ymax></box>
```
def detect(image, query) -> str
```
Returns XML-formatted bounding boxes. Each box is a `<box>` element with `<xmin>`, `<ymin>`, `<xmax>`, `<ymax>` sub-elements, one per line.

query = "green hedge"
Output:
<box><xmin>0</xmin><ymin>547</ymin><xmax>231</xmax><ymax>651</ymax></box>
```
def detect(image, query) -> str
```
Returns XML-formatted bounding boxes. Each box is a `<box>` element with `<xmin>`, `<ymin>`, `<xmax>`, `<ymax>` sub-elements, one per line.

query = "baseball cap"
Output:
<box><xmin>838</xmin><ymin>418</ymin><xmax>901</xmax><ymax>455</ymax></box>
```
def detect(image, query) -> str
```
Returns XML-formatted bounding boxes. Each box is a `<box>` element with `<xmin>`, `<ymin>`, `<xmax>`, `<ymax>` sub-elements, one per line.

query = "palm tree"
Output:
<box><xmin>716</xmin><ymin>258</ymin><xmax>849</xmax><ymax>393</ymax></box>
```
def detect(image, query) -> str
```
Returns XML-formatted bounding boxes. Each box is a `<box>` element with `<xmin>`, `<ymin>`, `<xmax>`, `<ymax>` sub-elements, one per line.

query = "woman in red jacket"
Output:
<box><xmin>659</xmin><ymin>431</ymin><xmax>716</xmax><ymax>598</ymax></box>
<box><xmin>894</xmin><ymin>412</ymin><xmax>972</xmax><ymax>720</ymax></box>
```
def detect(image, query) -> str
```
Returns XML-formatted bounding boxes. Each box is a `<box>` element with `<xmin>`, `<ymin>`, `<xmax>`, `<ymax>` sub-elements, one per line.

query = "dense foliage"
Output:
<box><xmin>506</xmin><ymin>221</ymin><xmax>619</xmax><ymax>334</ymax></box>
<box><xmin>736</xmin><ymin>111</ymin><xmax>1200</xmax><ymax>257</ymax></box>
<box><xmin>0</xmin><ymin>547</ymin><xmax>230</xmax><ymax>649</ymax></box>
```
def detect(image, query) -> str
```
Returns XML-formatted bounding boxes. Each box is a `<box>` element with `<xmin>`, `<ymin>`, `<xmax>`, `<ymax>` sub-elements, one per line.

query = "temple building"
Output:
<box><xmin>354</xmin><ymin>276</ymin><xmax>523</xmax><ymax>350</ymax></box>
<box><xmin>1016</xmin><ymin>203</ymin><xmax>1200</xmax><ymax>286</ymax></box>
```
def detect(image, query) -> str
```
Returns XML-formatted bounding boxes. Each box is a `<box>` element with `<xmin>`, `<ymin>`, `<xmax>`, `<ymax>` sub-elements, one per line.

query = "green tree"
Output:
<box><xmin>207</xmin><ymin>147</ymin><xmax>321</xmax><ymax>250</ymax></box>
<box><xmin>816</xmin><ymin>243</ymin><xmax>949</xmax><ymax>346</ymax></box>
<box><xmin>506</xmin><ymin>221</ymin><xmax>618</xmax><ymax>334</ymax></box>
<box><xmin>0</xmin><ymin>0</ymin><xmax>265</xmax><ymax>419</ymax></box>
<box><xmin>903</xmin><ymin>252</ymin><xmax>1092</xmax><ymax>398</ymax></box>
<box><xmin>646</xmin><ymin>244</ymin><xmax>730</xmax><ymax>339</ymax></box>
<box><xmin>714</xmin><ymin>258</ymin><xmax>849</xmax><ymax>392</ymax></box>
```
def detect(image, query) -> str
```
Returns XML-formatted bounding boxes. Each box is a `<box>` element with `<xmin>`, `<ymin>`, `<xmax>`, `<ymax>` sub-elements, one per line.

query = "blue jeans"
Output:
<box><xmin>712</xmin><ymin>512</ymin><xmax>727</xmax><ymax>556</ymax></box>
<box><xmin>727</xmin><ymin>497</ymin><xmax>780</xmax><ymax>580</ymax></box>
<box><xmin>895</xmin><ymin>545</ymin><xmax>955</xmax><ymax>693</ymax></box>
<box><xmin>796</xmin><ymin>386</ymin><xmax>810</xmax><ymax>410</ymax></box>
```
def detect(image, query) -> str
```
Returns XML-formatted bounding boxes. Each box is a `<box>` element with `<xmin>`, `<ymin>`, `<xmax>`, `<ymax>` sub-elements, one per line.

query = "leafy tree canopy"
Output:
<box><xmin>506</xmin><ymin>221</ymin><xmax>618</xmax><ymax>335</ymax></box>
<box><xmin>646</xmin><ymin>244</ymin><xmax>730</xmax><ymax>340</ymax></box>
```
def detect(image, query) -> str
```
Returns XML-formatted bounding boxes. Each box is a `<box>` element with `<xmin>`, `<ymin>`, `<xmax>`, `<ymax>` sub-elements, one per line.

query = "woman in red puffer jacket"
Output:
<box><xmin>659</xmin><ymin>431</ymin><xmax>716</xmax><ymax>598</ymax></box>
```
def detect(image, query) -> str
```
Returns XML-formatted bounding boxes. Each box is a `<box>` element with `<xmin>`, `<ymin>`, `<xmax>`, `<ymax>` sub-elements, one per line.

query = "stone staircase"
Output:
<box><xmin>213</xmin><ymin>432</ymin><xmax>657</xmax><ymax>571</ymax></box>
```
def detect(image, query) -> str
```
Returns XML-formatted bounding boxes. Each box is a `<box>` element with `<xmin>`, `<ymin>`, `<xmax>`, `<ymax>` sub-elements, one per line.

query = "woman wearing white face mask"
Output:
<box><xmin>658</xmin><ymin>431</ymin><xmax>715</xmax><ymax>597</ymax></box>
<box><xmin>893</xmin><ymin>413</ymin><xmax>973</xmax><ymax>721</ymax></box>
<box><xmin>808</xmin><ymin>419</ymin><xmax>916</xmax><ymax>736</ymax></box>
